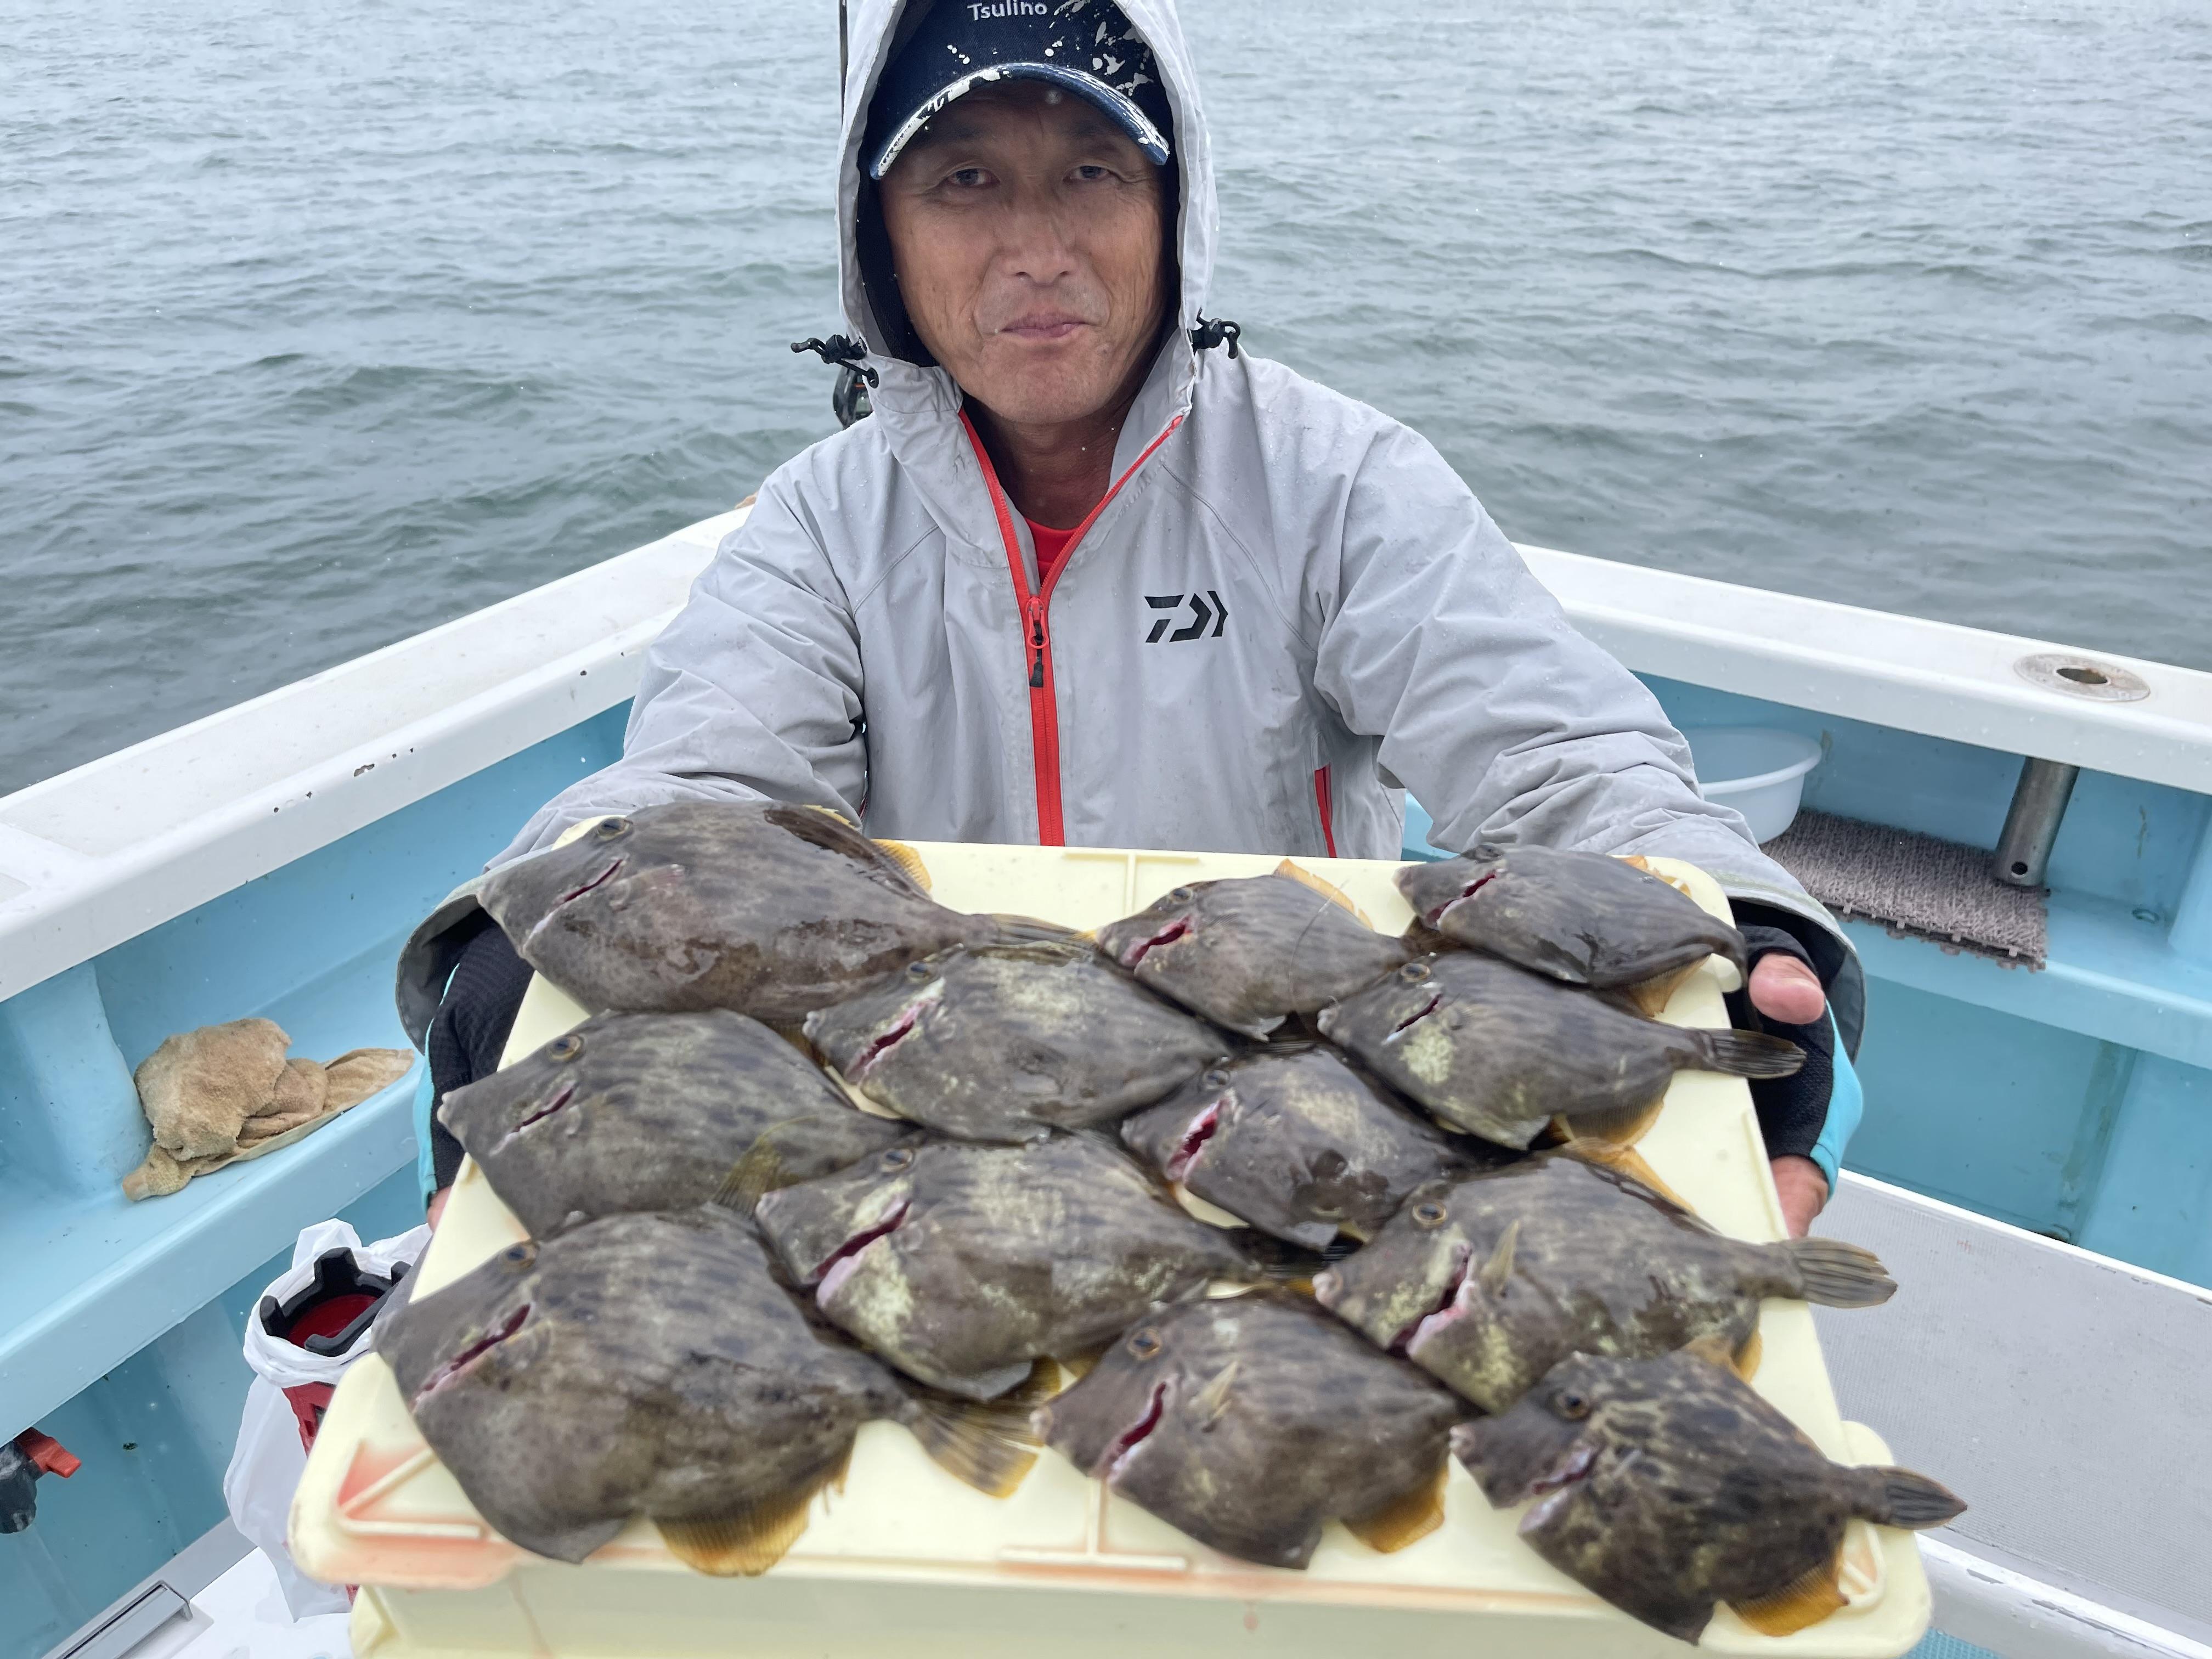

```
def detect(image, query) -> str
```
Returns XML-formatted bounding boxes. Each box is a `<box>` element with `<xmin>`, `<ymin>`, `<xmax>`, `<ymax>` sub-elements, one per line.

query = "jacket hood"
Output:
<box><xmin>835</xmin><ymin>0</ymin><xmax>1217</xmax><ymax>420</ymax></box>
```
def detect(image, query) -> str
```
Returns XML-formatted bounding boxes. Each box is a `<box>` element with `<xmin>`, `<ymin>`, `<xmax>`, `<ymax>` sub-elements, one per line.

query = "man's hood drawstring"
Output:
<box><xmin>792</xmin><ymin>320</ymin><xmax>1241</xmax><ymax>428</ymax></box>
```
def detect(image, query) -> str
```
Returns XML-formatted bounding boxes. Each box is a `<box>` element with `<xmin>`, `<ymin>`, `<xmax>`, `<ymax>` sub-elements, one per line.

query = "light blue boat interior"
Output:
<box><xmin>6</xmin><ymin>680</ymin><xmax>2207</xmax><ymax>1658</ymax></box>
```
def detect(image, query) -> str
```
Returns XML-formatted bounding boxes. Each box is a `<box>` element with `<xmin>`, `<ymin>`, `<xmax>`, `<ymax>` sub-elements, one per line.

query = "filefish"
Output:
<box><xmin>1397</xmin><ymin>845</ymin><xmax>1750</xmax><ymax>993</ymax></box>
<box><xmin>802</xmin><ymin>941</ymin><xmax>1222</xmax><ymax>1143</ymax></box>
<box><xmin>437</xmin><ymin>1009</ymin><xmax>911</xmax><ymax>1235</ymax></box>
<box><xmin>753</xmin><ymin>1134</ymin><xmax>1261</xmax><ymax>1399</ymax></box>
<box><xmin>471</xmin><ymin>800</ymin><xmax>1061</xmax><ymax>1024</ymax></box>
<box><xmin>1316</xmin><ymin>954</ymin><xmax>1803</xmax><ymax>1149</ymax></box>
<box><xmin>378</xmin><ymin>1207</ymin><xmax>1039</xmax><ymax>1575</ymax></box>
<box><xmin>1035</xmin><ymin>1294</ymin><xmax>1466</xmax><ymax>1570</ymax></box>
<box><xmin>1312</xmin><ymin>1152</ymin><xmax>1894</xmax><ymax>1410</ymax></box>
<box><xmin>1096</xmin><ymin>867</ymin><xmax>1412</xmax><ymax>1039</ymax></box>
<box><xmin>1454</xmin><ymin>1351</ymin><xmax>1965</xmax><ymax>1642</ymax></box>
<box><xmin>1121</xmin><ymin>1044</ymin><xmax>1498</xmax><ymax>1248</ymax></box>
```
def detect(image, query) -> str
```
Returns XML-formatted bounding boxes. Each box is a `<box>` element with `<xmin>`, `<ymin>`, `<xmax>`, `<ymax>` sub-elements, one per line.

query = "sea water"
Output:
<box><xmin>3</xmin><ymin>0</ymin><xmax>2207</xmax><ymax>794</ymax></box>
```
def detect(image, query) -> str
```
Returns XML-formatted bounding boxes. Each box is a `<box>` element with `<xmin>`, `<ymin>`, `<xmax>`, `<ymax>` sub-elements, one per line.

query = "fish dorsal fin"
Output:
<box><xmin>1191</xmin><ymin>1361</ymin><xmax>1240</xmax><ymax>1427</ymax></box>
<box><xmin>656</xmin><ymin>1446</ymin><xmax>851</xmax><ymax>1576</ymax></box>
<box><xmin>868</xmin><ymin>837</ymin><xmax>933</xmax><ymax>891</ymax></box>
<box><xmin>1342</xmin><ymin>1458</ymin><xmax>1449</xmax><ymax>1554</ymax></box>
<box><xmin>1556</xmin><ymin>1139</ymin><xmax>1702</xmax><ymax>1217</ymax></box>
<box><xmin>1732</xmin><ymin>1328</ymin><xmax>1764</xmax><ymax>1381</ymax></box>
<box><xmin>1618</xmin><ymin>855</ymin><xmax>1699</xmax><ymax>900</ymax></box>
<box><xmin>1476</xmin><ymin>1220</ymin><xmax>1520</xmax><ymax>1296</ymax></box>
<box><xmin>1680</xmin><ymin>1333</ymin><xmax>1739</xmax><ymax>1371</ymax></box>
<box><xmin>1273</xmin><ymin>859</ymin><xmax>1373</xmax><ymax>927</ymax></box>
<box><xmin>1729</xmin><ymin>1548</ymin><xmax>1849</xmax><ymax>1636</ymax></box>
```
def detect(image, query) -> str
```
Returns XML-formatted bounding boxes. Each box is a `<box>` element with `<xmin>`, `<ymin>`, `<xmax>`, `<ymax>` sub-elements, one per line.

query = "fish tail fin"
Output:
<box><xmin>899</xmin><ymin>1362</ymin><xmax>1050</xmax><ymax>1498</ymax></box>
<box><xmin>1854</xmin><ymin>1466</ymin><xmax>1967</xmax><ymax>1530</ymax></box>
<box><xmin>1779</xmin><ymin>1237</ymin><xmax>1897</xmax><ymax>1308</ymax></box>
<box><xmin>656</xmin><ymin>1445</ymin><xmax>849</xmax><ymax>1576</ymax></box>
<box><xmin>1690</xmin><ymin>1028</ymin><xmax>1805</xmax><ymax>1079</ymax></box>
<box><xmin>1729</xmin><ymin>1550</ymin><xmax>1849</xmax><ymax>1636</ymax></box>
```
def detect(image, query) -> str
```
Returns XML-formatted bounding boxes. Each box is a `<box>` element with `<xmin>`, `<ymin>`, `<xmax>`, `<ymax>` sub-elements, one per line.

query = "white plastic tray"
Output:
<box><xmin>294</xmin><ymin>843</ymin><xmax>1931</xmax><ymax>1658</ymax></box>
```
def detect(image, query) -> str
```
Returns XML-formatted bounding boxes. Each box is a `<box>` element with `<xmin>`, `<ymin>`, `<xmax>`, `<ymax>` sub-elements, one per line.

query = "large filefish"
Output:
<box><xmin>1454</xmin><ymin>1351</ymin><xmax>1964</xmax><ymax>1642</ymax></box>
<box><xmin>465</xmin><ymin>800</ymin><xmax>1058</xmax><ymax>1024</ymax></box>
<box><xmin>1096</xmin><ymin>869</ymin><xmax>1412</xmax><ymax>1039</ymax></box>
<box><xmin>437</xmin><ymin>1009</ymin><xmax>911</xmax><ymax>1234</ymax></box>
<box><xmin>1398</xmin><ymin>845</ymin><xmax>1748</xmax><ymax>992</ymax></box>
<box><xmin>1035</xmin><ymin>1294</ymin><xmax>1466</xmax><ymax>1570</ymax></box>
<box><xmin>802</xmin><ymin>941</ymin><xmax>1223</xmax><ymax>1143</ymax></box>
<box><xmin>1121</xmin><ymin>1044</ymin><xmax>1500</xmax><ymax>1248</ymax></box>
<box><xmin>379</xmin><ymin>1207</ymin><xmax>1038</xmax><ymax>1575</ymax></box>
<box><xmin>753</xmin><ymin>1135</ymin><xmax>1263</xmax><ymax>1399</ymax></box>
<box><xmin>1317</xmin><ymin>953</ymin><xmax>1802</xmax><ymax>1148</ymax></box>
<box><xmin>1313</xmin><ymin>1153</ymin><xmax>1894</xmax><ymax>1410</ymax></box>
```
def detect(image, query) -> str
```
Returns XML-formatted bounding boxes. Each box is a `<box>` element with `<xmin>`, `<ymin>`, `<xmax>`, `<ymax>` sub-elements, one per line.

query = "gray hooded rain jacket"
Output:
<box><xmin>492</xmin><ymin>0</ymin><xmax>1863</xmax><ymax>1060</ymax></box>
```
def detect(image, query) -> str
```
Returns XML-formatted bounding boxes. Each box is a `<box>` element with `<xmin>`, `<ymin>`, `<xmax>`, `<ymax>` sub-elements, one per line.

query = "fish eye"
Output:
<box><xmin>1398</xmin><ymin>961</ymin><xmax>1430</xmax><ymax>984</ymax></box>
<box><xmin>1169</xmin><ymin>887</ymin><xmax>1193</xmax><ymax>902</ymax></box>
<box><xmin>592</xmin><ymin>816</ymin><xmax>631</xmax><ymax>842</ymax></box>
<box><xmin>1127</xmin><ymin>1327</ymin><xmax>1163</xmax><ymax>1361</ymax></box>
<box><xmin>1204</xmin><ymin>1067</ymin><xmax>1232</xmax><ymax>1088</ymax></box>
<box><xmin>905</xmin><ymin>961</ymin><xmax>934</xmax><ymax>980</ymax></box>
<box><xmin>546</xmin><ymin>1034</ymin><xmax>584</xmax><ymax>1063</ymax></box>
<box><xmin>882</xmin><ymin>1146</ymin><xmax>916</xmax><ymax>1171</ymax></box>
<box><xmin>502</xmin><ymin>1242</ymin><xmax>538</xmax><ymax>1268</ymax></box>
<box><xmin>1411</xmin><ymin>1200</ymin><xmax>1448</xmax><ymax>1229</ymax></box>
<box><xmin>1554</xmin><ymin>1389</ymin><xmax>1592</xmax><ymax>1420</ymax></box>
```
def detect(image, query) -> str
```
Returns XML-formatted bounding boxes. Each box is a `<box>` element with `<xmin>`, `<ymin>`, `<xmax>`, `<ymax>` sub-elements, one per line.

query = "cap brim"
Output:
<box><xmin>869</xmin><ymin>63</ymin><xmax>1171</xmax><ymax>179</ymax></box>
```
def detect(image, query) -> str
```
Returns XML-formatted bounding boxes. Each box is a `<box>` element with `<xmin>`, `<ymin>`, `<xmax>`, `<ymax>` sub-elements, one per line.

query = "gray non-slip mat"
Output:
<box><xmin>1763</xmin><ymin>809</ymin><xmax>2048</xmax><ymax>968</ymax></box>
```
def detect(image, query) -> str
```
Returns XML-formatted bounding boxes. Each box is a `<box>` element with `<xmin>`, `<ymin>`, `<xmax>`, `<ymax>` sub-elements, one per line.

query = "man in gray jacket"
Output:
<box><xmin>430</xmin><ymin>0</ymin><xmax>1861</xmax><ymax>1233</ymax></box>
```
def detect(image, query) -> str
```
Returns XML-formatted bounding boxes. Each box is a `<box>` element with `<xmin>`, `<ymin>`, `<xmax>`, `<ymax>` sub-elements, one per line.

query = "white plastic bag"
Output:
<box><xmin>224</xmin><ymin>1218</ymin><xmax>431</xmax><ymax>1619</ymax></box>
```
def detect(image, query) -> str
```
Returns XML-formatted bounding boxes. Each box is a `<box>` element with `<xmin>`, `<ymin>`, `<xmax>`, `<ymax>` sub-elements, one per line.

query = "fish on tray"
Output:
<box><xmin>1096</xmin><ymin>867</ymin><xmax>1412</xmax><ymax>1039</ymax></box>
<box><xmin>1121</xmin><ymin>1044</ymin><xmax>1503</xmax><ymax>1248</ymax></box>
<box><xmin>802</xmin><ymin>941</ymin><xmax>1223</xmax><ymax>1142</ymax></box>
<box><xmin>1036</xmin><ymin>1294</ymin><xmax>1466</xmax><ymax>1570</ymax></box>
<box><xmin>753</xmin><ymin>1134</ymin><xmax>1279</xmax><ymax>1399</ymax></box>
<box><xmin>1397</xmin><ymin>845</ymin><xmax>1749</xmax><ymax>997</ymax></box>
<box><xmin>1313</xmin><ymin>1152</ymin><xmax>1895</xmax><ymax>1410</ymax></box>
<box><xmin>1454</xmin><ymin>1351</ymin><xmax>1965</xmax><ymax>1643</ymax></box>
<box><xmin>470</xmin><ymin>800</ymin><xmax>1064</xmax><ymax>1024</ymax></box>
<box><xmin>378</xmin><ymin>1207</ymin><xmax>1039</xmax><ymax>1575</ymax></box>
<box><xmin>437</xmin><ymin>1009</ymin><xmax>912</xmax><ymax>1234</ymax></box>
<box><xmin>1317</xmin><ymin>953</ymin><xmax>1803</xmax><ymax>1149</ymax></box>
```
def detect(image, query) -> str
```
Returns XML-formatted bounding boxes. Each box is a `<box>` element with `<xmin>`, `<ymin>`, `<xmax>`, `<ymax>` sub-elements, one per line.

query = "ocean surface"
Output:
<box><xmin>4</xmin><ymin>0</ymin><xmax>2208</xmax><ymax>796</ymax></box>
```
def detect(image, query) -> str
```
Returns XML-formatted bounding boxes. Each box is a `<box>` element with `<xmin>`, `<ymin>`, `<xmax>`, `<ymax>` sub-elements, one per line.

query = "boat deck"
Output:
<box><xmin>1815</xmin><ymin>1175</ymin><xmax>2212</xmax><ymax>1657</ymax></box>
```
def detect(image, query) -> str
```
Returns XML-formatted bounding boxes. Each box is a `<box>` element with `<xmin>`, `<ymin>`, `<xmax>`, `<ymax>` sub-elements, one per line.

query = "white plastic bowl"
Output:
<box><xmin>1681</xmin><ymin>726</ymin><xmax>1824</xmax><ymax>843</ymax></box>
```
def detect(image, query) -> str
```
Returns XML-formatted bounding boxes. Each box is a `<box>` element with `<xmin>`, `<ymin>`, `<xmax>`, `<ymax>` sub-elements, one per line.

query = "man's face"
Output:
<box><xmin>879</xmin><ymin>81</ymin><xmax>1170</xmax><ymax>427</ymax></box>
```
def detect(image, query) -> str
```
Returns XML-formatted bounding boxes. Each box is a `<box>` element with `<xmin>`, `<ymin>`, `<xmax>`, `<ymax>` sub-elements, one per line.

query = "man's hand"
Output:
<box><xmin>1747</xmin><ymin>950</ymin><xmax>1825</xmax><ymax>1025</ymax></box>
<box><xmin>1769</xmin><ymin>1154</ymin><xmax>1827</xmax><ymax>1237</ymax></box>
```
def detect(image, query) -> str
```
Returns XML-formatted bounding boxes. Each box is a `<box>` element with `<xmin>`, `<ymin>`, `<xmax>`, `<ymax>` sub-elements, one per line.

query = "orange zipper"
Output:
<box><xmin>961</xmin><ymin>410</ymin><xmax>1184</xmax><ymax>847</ymax></box>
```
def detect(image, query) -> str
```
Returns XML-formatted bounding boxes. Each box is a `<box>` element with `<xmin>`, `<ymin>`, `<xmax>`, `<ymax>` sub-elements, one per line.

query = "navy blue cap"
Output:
<box><xmin>865</xmin><ymin>0</ymin><xmax>1172</xmax><ymax>180</ymax></box>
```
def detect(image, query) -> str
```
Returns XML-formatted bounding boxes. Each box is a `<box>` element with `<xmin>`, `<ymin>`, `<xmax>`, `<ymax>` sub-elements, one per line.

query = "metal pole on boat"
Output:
<box><xmin>1993</xmin><ymin>757</ymin><xmax>2079</xmax><ymax>888</ymax></box>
